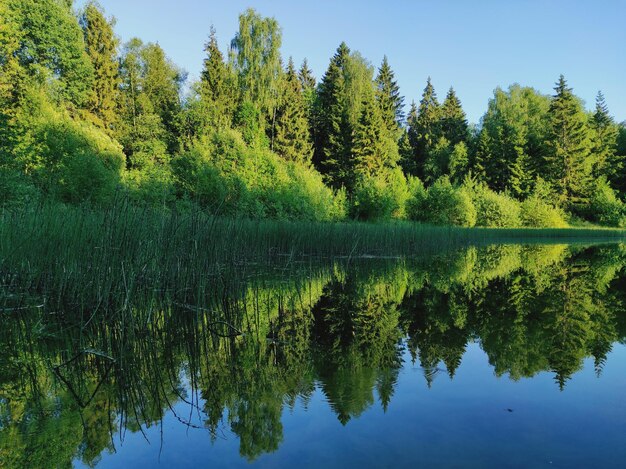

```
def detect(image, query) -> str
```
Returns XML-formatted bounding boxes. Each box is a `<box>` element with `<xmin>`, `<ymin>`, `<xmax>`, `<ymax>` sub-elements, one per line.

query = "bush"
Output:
<box><xmin>123</xmin><ymin>165</ymin><xmax>176</xmax><ymax>208</ymax></box>
<box><xmin>0</xmin><ymin>167</ymin><xmax>40</xmax><ymax>208</ymax></box>
<box><xmin>467</xmin><ymin>183</ymin><xmax>521</xmax><ymax>228</ymax></box>
<box><xmin>351</xmin><ymin>168</ymin><xmax>408</xmax><ymax>221</ymax></box>
<box><xmin>520</xmin><ymin>196</ymin><xmax>568</xmax><ymax>228</ymax></box>
<box><xmin>408</xmin><ymin>176</ymin><xmax>476</xmax><ymax>227</ymax></box>
<box><xmin>589</xmin><ymin>177</ymin><xmax>626</xmax><ymax>227</ymax></box>
<box><xmin>10</xmin><ymin>87</ymin><xmax>125</xmax><ymax>205</ymax></box>
<box><xmin>172</xmin><ymin>129</ymin><xmax>345</xmax><ymax>221</ymax></box>
<box><xmin>405</xmin><ymin>176</ymin><xmax>427</xmax><ymax>220</ymax></box>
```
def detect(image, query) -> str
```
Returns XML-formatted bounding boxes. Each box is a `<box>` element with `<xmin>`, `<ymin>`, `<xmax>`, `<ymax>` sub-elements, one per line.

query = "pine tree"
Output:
<box><xmin>315</xmin><ymin>42</ymin><xmax>352</xmax><ymax>188</ymax></box>
<box><xmin>352</xmin><ymin>92</ymin><xmax>387</xmax><ymax>177</ymax></box>
<box><xmin>472</xmin><ymin>129</ymin><xmax>491</xmax><ymax>183</ymax></box>
<box><xmin>80</xmin><ymin>1</ymin><xmax>120</xmax><ymax>131</ymax></box>
<box><xmin>413</xmin><ymin>78</ymin><xmax>441</xmax><ymax>181</ymax></box>
<box><xmin>273</xmin><ymin>58</ymin><xmax>313</xmax><ymax>164</ymax></box>
<box><xmin>404</xmin><ymin>101</ymin><xmax>420</xmax><ymax>177</ymax></box>
<box><xmin>298</xmin><ymin>58</ymin><xmax>316</xmax><ymax>149</ymax></box>
<box><xmin>440</xmin><ymin>87</ymin><xmax>468</xmax><ymax>146</ymax></box>
<box><xmin>298</xmin><ymin>58</ymin><xmax>316</xmax><ymax>90</ymax></box>
<box><xmin>545</xmin><ymin>75</ymin><xmax>593</xmax><ymax>208</ymax></box>
<box><xmin>374</xmin><ymin>56</ymin><xmax>404</xmax><ymax>134</ymax></box>
<box><xmin>200</xmin><ymin>26</ymin><xmax>237</xmax><ymax>128</ymax></box>
<box><xmin>591</xmin><ymin>91</ymin><xmax>618</xmax><ymax>180</ymax></box>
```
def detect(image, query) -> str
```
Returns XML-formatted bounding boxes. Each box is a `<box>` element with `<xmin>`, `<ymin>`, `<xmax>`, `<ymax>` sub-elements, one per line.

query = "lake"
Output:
<box><xmin>1</xmin><ymin>243</ymin><xmax>625</xmax><ymax>467</ymax></box>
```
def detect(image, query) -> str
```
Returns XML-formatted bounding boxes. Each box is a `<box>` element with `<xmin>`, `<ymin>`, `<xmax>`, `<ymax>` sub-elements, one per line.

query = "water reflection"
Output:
<box><xmin>1</xmin><ymin>243</ymin><xmax>626</xmax><ymax>466</ymax></box>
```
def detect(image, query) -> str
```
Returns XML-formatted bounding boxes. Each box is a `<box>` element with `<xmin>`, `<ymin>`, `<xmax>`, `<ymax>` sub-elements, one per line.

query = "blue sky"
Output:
<box><xmin>77</xmin><ymin>0</ymin><xmax>625</xmax><ymax>124</ymax></box>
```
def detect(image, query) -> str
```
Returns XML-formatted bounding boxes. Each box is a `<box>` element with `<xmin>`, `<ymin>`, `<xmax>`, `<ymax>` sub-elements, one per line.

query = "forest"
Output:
<box><xmin>2</xmin><ymin>1</ymin><xmax>626</xmax><ymax>227</ymax></box>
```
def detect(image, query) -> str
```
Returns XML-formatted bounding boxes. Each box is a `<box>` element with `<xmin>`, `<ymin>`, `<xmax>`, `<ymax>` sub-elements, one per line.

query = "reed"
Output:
<box><xmin>1</xmin><ymin>201</ymin><xmax>625</xmax><ymax>312</ymax></box>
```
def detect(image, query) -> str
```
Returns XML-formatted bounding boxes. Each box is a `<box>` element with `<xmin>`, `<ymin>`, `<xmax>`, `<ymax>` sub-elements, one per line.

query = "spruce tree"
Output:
<box><xmin>298</xmin><ymin>58</ymin><xmax>316</xmax><ymax>90</ymax></box>
<box><xmin>440</xmin><ymin>87</ymin><xmax>468</xmax><ymax>146</ymax></box>
<box><xmin>273</xmin><ymin>58</ymin><xmax>313</xmax><ymax>164</ymax></box>
<box><xmin>374</xmin><ymin>56</ymin><xmax>404</xmax><ymax>134</ymax></box>
<box><xmin>404</xmin><ymin>101</ymin><xmax>420</xmax><ymax>177</ymax></box>
<box><xmin>200</xmin><ymin>26</ymin><xmax>237</xmax><ymax>128</ymax></box>
<box><xmin>545</xmin><ymin>75</ymin><xmax>593</xmax><ymax>208</ymax></box>
<box><xmin>298</xmin><ymin>58</ymin><xmax>316</xmax><ymax>148</ymax></box>
<box><xmin>472</xmin><ymin>129</ymin><xmax>491</xmax><ymax>183</ymax></box>
<box><xmin>352</xmin><ymin>92</ymin><xmax>387</xmax><ymax>177</ymax></box>
<box><xmin>80</xmin><ymin>1</ymin><xmax>120</xmax><ymax>131</ymax></box>
<box><xmin>591</xmin><ymin>91</ymin><xmax>618</xmax><ymax>180</ymax></box>
<box><xmin>315</xmin><ymin>42</ymin><xmax>352</xmax><ymax>188</ymax></box>
<box><xmin>414</xmin><ymin>78</ymin><xmax>441</xmax><ymax>181</ymax></box>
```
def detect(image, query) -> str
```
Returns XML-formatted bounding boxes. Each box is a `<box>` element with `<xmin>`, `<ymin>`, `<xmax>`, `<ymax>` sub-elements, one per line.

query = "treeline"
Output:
<box><xmin>1</xmin><ymin>1</ymin><xmax>625</xmax><ymax>226</ymax></box>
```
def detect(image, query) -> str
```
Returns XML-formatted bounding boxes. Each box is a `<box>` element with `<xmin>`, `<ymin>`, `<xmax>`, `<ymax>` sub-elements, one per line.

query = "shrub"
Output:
<box><xmin>408</xmin><ymin>176</ymin><xmax>476</xmax><ymax>227</ymax></box>
<box><xmin>520</xmin><ymin>196</ymin><xmax>567</xmax><ymax>228</ymax></box>
<box><xmin>351</xmin><ymin>168</ymin><xmax>408</xmax><ymax>221</ymax></box>
<box><xmin>468</xmin><ymin>183</ymin><xmax>521</xmax><ymax>228</ymax></box>
<box><xmin>0</xmin><ymin>167</ymin><xmax>40</xmax><ymax>208</ymax></box>
<box><xmin>589</xmin><ymin>177</ymin><xmax>626</xmax><ymax>227</ymax></box>
<box><xmin>172</xmin><ymin>129</ymin><xmax>344</xmax><ymax>221</ymax></box>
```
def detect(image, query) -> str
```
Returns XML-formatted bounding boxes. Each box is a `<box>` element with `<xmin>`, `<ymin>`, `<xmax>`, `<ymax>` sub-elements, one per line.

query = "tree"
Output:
<box><xmin>314</xmin><ymin>42</ymin><xmax>352</xmax><ymax>188</ymax></box>
<box><xmin>591</xmin><ymin>91</ymin><xmax>619</xmax><ymax>180</ymax></box>
<box><xmin>273</xmin><ymin>58</ymin><xmax>313</xmax><ymax>164</ymax></box>
<box><xmin>230</xmin><ymin>8</ymin><xmax>282</xmax><ymax>120</ymax></box>
<box><xmin>413</xmin><ymin>78</ymin><xmax>441</xmax><ymax>181</ymax></box>
<box><xmin>200</xmin><ymin>26</ymin><xmax>237</xmax><ymax>129</ymax></box>
<box><xmin>404</xmin><ymin>101</ymin><xmax>419</xmax><ymax>176</ymax></box>
<box><xmin>440</xmin><ymin>88</ymin><xmax>468</xmax><ymax>146</ymax></box>
<box><xmin>298</xmin><ymin>59</ymin><xmax>316</xmax><ymax>149</ymax></box>
<box><xmin>80</xmin><ymin>1</ymin><xmax>120</xmax><ymax>131</ymax></box>
<box><xmin>298</xmin><ymin>59</ymin><xmax>316</xmax><ymax>91</ymax></box>
<box><xmin>117</xmin><ymin>38</ymin><xmax>181</xmax><ymax>167</ymax></box>
<box><xmin>545</xmin><ymin>75</ymin><xmax>593</xmax><ymax>208</ymax></box>
<box><xmin>9</xmin><ymin>0</ymin><xmax>94</xmax><ymax>106</ymax></box>
<box><xmin>374</xmin><ymin>56</ymin><xmax>404</xmax><ymax>134</ymax></box>
<box><xmin>352</xmin><ymin>92</ymin><xmax>387</xmax><ymax>176</ymax></box>
<box><xmin>476</xmin><ymin>85</ymin><xmax>551</xmax><ymax>197</ymax></box>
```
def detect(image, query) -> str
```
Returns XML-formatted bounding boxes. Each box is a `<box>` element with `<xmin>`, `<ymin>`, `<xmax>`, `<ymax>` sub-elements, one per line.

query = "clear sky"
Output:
<box><xmin>76</xmin><ymin>0</ymin><xmax>625</xmax><ymax>124</ymax></box>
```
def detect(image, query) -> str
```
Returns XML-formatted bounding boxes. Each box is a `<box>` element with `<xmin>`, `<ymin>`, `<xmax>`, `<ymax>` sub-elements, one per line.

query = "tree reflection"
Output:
<box><xmin>1</xmin><ymin>244</ymin><xmax>626</xmax><ymax>465</ymax></box>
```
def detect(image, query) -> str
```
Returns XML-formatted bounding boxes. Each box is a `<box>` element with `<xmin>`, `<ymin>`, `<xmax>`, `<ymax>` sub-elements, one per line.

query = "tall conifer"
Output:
<box><xmin>545</xmin><ymin>75</ymin><xmax>593</xmax><ymax>207</ymax></box>
<box><xmin>80</xmin><ymin>1</ymin><xmax>120</xmax><ymax>131</ymax></box>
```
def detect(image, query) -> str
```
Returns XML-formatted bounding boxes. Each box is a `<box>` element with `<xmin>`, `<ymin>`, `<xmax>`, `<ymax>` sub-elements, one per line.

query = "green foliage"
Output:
<box><xmin>545</xmin><ymin>75</ymin><xmax>593</xmax><ymax>208</ymax></box>
<box><xmin>0</xmin><ymin>167</ymin><xmax>40</xmax><ymax>207</ymax></box>
<box><xmin>80</xmin><ymin>1</ymin><xmax>120</xmax><ymax>130</ymax></box>
<box><xmin>374</xmin><ymin>56</ymin><xmax>404</xmax><ymax>133</ymax></box>
<box><xmin>591</xmin><ymin>91</ymin><xmax>619</xmax><ymax>180</ymax></box>
<box><xmin>520</xmin><ymin>183</ymin><xmax>568</xmax><ymax>228</ymax></box>
<box><xmin>411</xmin><ymin>78</ymin><xmax>441</xmax><ymax>180</ymax></box>
<box><xmin>273</xmin><ymin>58</ymin><xmax>313</xmax><ymax>164</ymax></box>
<box><xmin>588</xmin><ymin>177</ymin><xmax>626</xmax><ymax>227</ymax></box>
<box><xmin>230</xmin><ymin>9</ymin><xmax>282</xmax><ymax>117</ymax></box>
<box><xmin>465</xmin><ymin>182</ymin><xmax>521</xmax><ymax>228</ymax></box>
<box><xmin>8</xmin><ymin>0</ymin><xmax>94</xmax><ymax>105</ymax></box>
<box><xmin>172</xmin><ymin>129</ymin><xmax>343</xmax><ymax>220</ymax></box>
<box><xmin>408</xmin><ymin>176</ymin><xmax>476</xmax><ymax>227</ymax></box>
<box><xmin>440</xmin><ymin>87</ymin><xmax>468</xmax><ymax>146</ymax></box>
<box><xmin>351</xmin><ymin>168</ymin><xmax>408</xmax><ymax>221</ymax></box>
<box><xmin>200</xmin><ymin>26</ymin><xmax>237</xmax><ymax>129</ymax></box>
<box><xmin>7</xmin><ymin>86</ymin><xmax>124</xmax><ymax>205</ymax></box>
<box><xmin>476</xmin><ymin>84</ymin><xmax>551</xmax><ymax>196</ymax></box>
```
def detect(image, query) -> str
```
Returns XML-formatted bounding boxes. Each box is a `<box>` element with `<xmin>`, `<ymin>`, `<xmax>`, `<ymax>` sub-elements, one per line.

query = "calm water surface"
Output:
<box><xmin>1</xmin><ymin>244</ymin><xmax>625</xmax><ymax>467</ymax></box>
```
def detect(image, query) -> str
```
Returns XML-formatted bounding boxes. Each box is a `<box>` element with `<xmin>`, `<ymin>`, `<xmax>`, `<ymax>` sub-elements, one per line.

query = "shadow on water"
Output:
<box><xmin>1</xmin><ymin>243</ymin><xmax>626</xmax><ymax>466</ymax></box>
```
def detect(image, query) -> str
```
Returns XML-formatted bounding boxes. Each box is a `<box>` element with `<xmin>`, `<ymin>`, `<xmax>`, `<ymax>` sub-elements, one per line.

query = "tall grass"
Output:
<box><xmin>1</xmin><ymin>200</ymin><xmax>625</xmax><ymax>312</ymax></box>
